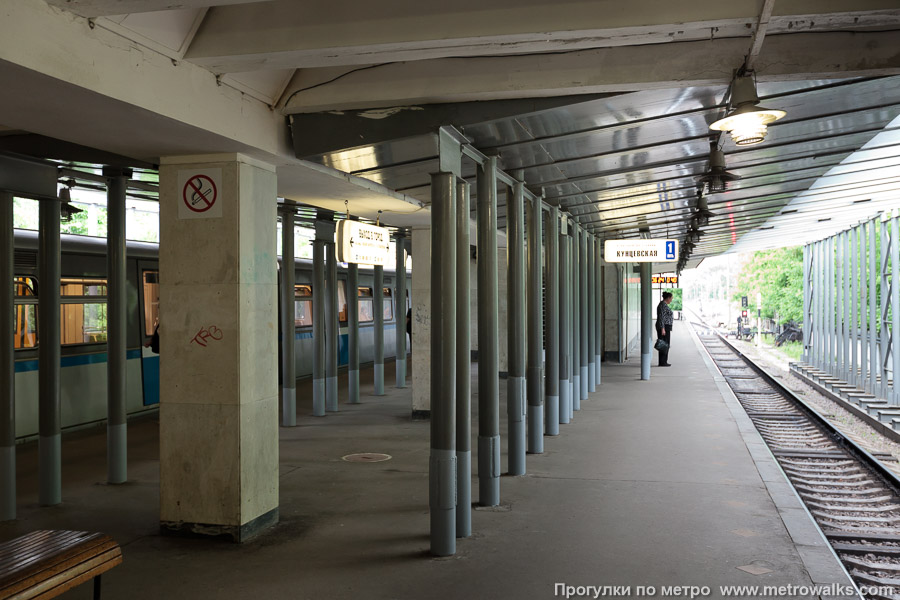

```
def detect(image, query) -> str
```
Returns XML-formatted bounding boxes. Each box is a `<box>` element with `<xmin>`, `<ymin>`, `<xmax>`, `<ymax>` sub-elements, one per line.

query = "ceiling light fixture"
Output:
<box><xmin>709</xmin><ymin>74</ymin><xmax>785</xmax><ymax>146</ymax></box>
<box><xmin>696</xmin><ymin>142</ymin><xmax>740</xmax><ymax>194</ymax></box>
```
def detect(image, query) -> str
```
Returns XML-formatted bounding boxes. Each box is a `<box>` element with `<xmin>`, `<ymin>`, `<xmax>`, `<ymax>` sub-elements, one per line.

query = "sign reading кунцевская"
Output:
<box><xmin>604</xmin><ymin>239</ymin><xmax>679</xmax><ymax>263</ymax></box>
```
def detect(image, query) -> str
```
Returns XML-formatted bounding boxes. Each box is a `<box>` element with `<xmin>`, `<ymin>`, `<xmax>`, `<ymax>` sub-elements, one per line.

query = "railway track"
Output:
<box><xmin>692</xmin><ymin>320</ymin><xmax>900</xmax><ymax>600</ymax></box>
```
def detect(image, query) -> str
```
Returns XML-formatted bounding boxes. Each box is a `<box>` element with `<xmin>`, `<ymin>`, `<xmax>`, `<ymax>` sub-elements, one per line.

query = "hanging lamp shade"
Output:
<box><xmin>710</xmin><ymin>75</ymin><xmax>785</xmax><ymax>146</ymax></box>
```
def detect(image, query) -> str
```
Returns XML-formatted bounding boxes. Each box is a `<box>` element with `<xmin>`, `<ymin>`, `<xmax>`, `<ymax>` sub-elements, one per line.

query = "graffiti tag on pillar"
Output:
<box><xmin>190</xmin><ymin>326</ymin><xmax>224</xmax><ymax>347</ymax></box>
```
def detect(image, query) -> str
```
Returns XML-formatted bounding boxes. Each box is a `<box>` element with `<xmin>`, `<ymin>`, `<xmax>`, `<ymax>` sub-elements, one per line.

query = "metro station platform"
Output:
<box><xmin>0</xmin><ymin>326</ymin><xmax>857</xmax><ymax>599</ymax></box>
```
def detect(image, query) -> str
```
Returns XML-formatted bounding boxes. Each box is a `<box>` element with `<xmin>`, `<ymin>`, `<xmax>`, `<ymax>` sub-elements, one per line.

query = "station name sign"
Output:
<box><xmin>604</xmin><ymin>239</ymin><xmax>679</xmax><ymax>263</ymax></box>
<box><xmin>337</xmin><ymin>220</ymin><xmax>391</xmax><ymax>265</ymax></box>
<box><xmin>652</xmin><ymin>276</ymin><xmax>679</xmax><ymax>285</ymax></box>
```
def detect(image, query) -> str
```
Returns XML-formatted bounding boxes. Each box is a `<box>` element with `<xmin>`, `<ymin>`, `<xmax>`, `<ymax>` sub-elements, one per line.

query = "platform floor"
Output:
<box><xmin>1</xmin><ymin>325</ymin><xmax>858</xmax><ymax>599</ymax></box>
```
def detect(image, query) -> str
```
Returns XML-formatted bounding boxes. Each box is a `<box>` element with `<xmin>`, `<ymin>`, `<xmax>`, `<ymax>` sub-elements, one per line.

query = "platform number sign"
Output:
<box><xmin>177</xmin><ymin>168</ymin><xmax>223</xmax><ymax>220</ymax></box>
<box><xmin>665</xmin><ymin>240</ymin><xmax>676</xmax><ymax>260</ymax></box>
<box><xmin>741</xmin><ymin>296</ymin><xmax>748</xmax><ymax>308</ymax></box>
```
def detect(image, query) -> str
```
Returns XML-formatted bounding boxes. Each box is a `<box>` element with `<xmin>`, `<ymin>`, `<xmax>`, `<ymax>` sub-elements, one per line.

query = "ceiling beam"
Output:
<box><xmin>281</xmin><ymin>29</ymin><xmax>900</xmax><ymax>113</ymax></box>
<box><xmin>43</xmin><ymin>0</ymin><xmax>274</xmax><ymax>18</ymax></box>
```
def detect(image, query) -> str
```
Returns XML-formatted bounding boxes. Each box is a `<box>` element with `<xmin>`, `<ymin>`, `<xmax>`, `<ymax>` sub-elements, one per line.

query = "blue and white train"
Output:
<box><xmin>11</xmin><ymin>230</ymin><xmax>410</xmax><ymax>441</ymax></box>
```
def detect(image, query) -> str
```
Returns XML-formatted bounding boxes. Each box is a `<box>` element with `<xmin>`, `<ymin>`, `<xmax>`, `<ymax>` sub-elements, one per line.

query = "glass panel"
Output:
<box><xmin>295</xmin><ymin>284</ymin><xmax>312</xmax><ymax>298</ymax></box>
<box><xmin>61</xmin><ymin>277</ymin><xmax>107</xmax><ymax>297</ymax></box>
<box><xmin>14</xmin><ymin>305</ymin><xmax>37</xmax><ymax>349</ymax></box>
<box><xmin>143</xmin><ymin>271</ymin><xmax>159</xmax><ymax>336</ymax></box>
<box><xmin>61</xmin><ymin>303</ymin><xmax>107</xmax><ymax>345</ymax></box>
<box><xmin>383</xmin><ymin>287</ymin><xmax>393</xmax><ymax>321</ymax></box>
<box><xmin>14</xmin><ymin>276</ymin><xmax>36</xmax><ymax>297</ymax></box>
<box><xmin>359</xmin><ymin>299</ymin><xmax>374</xmax><ymax>323</ymax></box>
<box><xmin>294</xmin><ymin>300</ymin><xmax>312</xmax><ymax>327</ymax></box>
<box><xmin>358</xmin><ymin>287</ymin><xmax>373</xmax><ymax>298</ymax></box>
<box><xmin>338</xmin><ymin>281</ymin><xmax>348</xmax><ymax>323</ymax></box>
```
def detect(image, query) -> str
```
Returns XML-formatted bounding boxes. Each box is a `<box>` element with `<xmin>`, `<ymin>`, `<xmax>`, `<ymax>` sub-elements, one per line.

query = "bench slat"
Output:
<box><xmin>0</xmin><ymin>531</ymin><xmax>122</xmax><ymax>600</ymax></box>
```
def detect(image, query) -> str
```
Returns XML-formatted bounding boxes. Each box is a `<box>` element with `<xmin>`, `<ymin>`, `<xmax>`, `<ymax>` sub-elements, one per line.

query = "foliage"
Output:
<box><xmin>663</xmin><ymin>288</ymin><xmax>683</xmax><ymax>311</ymax></box>
<box><xmin>732</xmin><ymin>246</ymin><xmax>803</xmax><ymax>326</ymax></box>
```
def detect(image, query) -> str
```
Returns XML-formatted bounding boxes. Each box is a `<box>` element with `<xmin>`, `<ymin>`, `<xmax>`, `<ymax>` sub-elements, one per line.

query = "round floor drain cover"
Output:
<box><xmin>342</xmin><ymin>453</ymin><xmax>392</xmax><ymax>463</ymax></box>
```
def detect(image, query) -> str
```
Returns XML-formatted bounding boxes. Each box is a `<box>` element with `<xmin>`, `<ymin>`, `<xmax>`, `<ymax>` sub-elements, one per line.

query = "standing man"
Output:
<box><xmin>736</xmin><ymin>315</ymin><xmax>743</xmax><ymax>340</ymax></box>
<box><xmin>656</xmin><ymin>292</ymin><xmax>674</xmax><ymax>367</ymax></box>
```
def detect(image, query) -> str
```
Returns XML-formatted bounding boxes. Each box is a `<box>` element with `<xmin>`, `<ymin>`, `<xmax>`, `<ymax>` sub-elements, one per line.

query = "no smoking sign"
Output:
<box><xmin>177</xmin><ymin>168</ymin><xmax>223</xmax><ymax>219</ymax></box>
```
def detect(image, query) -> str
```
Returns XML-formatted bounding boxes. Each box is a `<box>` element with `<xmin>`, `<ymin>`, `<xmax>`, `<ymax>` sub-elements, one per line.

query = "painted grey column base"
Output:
<box><xmin>281</xmin><ymin>388</ymin><xmax>296</xmax><ymax>427</ymax></box>
<box><xmin>559</xmin><ymin>381</ymin><xmax>571</xmax><ymax>424</ymax></box>
<box><xmin>580</xmin><ymin>366</ymin><xmax>588</xmax><ymax>400</ymax></box>
<box><xmin>106</xmin><ymin>422</ymin><xmax>127</xmax><ymax>484</ymax></box>
<box><xmin>0</xmin><ymin>446</ymin><xmax>14</xmax><ymax>521</ymax></box>
<box><xmin>312</xmin><ymin>379</ymin><xmax>326</xmax><ymax>417</ymax></box>
<box><xmin>507</xmin><ymin>376</ymin><xmax>526</xmax><ymax>476</ymax></box>
<box><xmin>395</xmin><ymin>358</ymin><xmax>407</xmax><ymax>389</ymax></box>
<box><xmin>374</xmin><ymin>364</ymin><xmax>385</xmax><ymax>396</ymax></box>
<box><xmin>569</xmin><ymin>381</ymin><xmax>575</xmax><ymax>419</ymax></box>
<box><xmin>348</xmin><ymin>370</ymin><xmax>360</xmax><ymax>404</ymax></box>
<box><xmin>572</xmin><ymin>375</ymin><xmax>581</xmax><ymax>411</ymax></box>
<box><xmin>545</xmin><ymin>396</ymin><xmax>560</xmax><ymax>435</ymax></box>
<box><xmin>326</xmin><ymin>376</ymin><xmax>339</xmax><ymax>412</ymax></box>
<box><xmin>477</xmin><ymin>435</ymin><xmax>501</xmax><ymax>506</ymax></box>
<box><xmin>39</xmin><ymin>433</ymin><xmax>61</xmax><ymax>506</ymax></box>
<box><xmin>595</xmin><ymin>354</ymin><xmax>602</xmax><ymax>385</ymax></box>
<box><xmin>527</xmin><ymin>405</ymin><xmax>544</xmax><ymax>453</ymax></box>
<box><xmin>456</xmin><ymin>450</ymin><xmax>471</xmax><ymax>538</ymax></box>
<box><xmin>641</xmin><ymin>352</ymin><xmax>651</xmax><ymax>381</ymax></box>
<box><xmin>161</xmin><ymin>507</ymin><xmax>278</xmax><ymax>543</ymax></box>
<box><xmin>588</xmin><ymin>361</ymin><xmax>596</xmax><ymax>392</ymax></box>
<box><xmin>429</xmin><ymin>449</ymin><xmax>457</xmax><ymax>556</ymax></box>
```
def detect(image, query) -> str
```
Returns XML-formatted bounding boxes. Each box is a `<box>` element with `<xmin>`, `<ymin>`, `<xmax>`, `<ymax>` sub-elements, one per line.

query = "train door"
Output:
<box><xmin>138</xmin><ymin>263</ymin><xmax>160</xmax><ymax>406</ymax></box>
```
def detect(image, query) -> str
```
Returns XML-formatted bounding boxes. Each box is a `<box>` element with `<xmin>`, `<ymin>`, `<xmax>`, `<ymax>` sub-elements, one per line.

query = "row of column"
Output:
<box><xmin>803</xmin><ymin>211</ymin><xmax>900</xmax><ymax>403</ymax></box>
<box><xmin>1</xmin><ymin>171</ymin><xmax>130</xmax><ymax>522</ymax></box>
<box><xmin>281</xmin><ymin>214</ymin><xmax>409</xmax><ymax>424</ymax></box>
<box><xmin>429</xmin><ymin>159</ymin><xmax>604</xmax><ymax>556</ymax></box>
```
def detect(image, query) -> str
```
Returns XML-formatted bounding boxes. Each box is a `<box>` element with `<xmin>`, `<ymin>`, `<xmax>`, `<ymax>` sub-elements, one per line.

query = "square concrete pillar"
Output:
<box><xmin>411</xmin><ymin>226</ymin><xmax>431</xmax><ymax>416</ymax></box>
<box><xmin>158</xmin><ymin>154</ymin><xmax>278</xmax><ymax>541</ymax></box>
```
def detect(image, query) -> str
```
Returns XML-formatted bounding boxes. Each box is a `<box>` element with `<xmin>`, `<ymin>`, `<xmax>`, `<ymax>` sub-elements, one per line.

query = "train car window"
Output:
<box><xmin>358</xmin><ymin>287</ymin><xmax>374</xmax><ymax>323</ymax></box>
<box><xmin>14</xmin><ymin>305</ymin><xmax>37</xmax><ymax>349</ymax></box>
<box><xmin>61</xmin><ymin>278</ymin><xmax>107</xmax><ymax>297</ymax></box>
<box><xmin>60</xmin><ymin>278</ymin><xmax>108</xmax><ymax>345</ymax></box>
<box><xmin>338</xmin><ymin>281</ymin><xmax>348</xmax><ymax>324</ymax></box>
<box><xmin>383</xmin><ymin>287</ymin><xmax>393</xmax><ymax>321</ymax></box>
<box><xmin>143</xmin><ymin>271</ymin><xmax>159</xmax><ymax>336</ymax></box>
<box><xmin>13</xmin><ymin>277</ymin><xmax>38</xmax><ymax>349</ymax></box>
<box><xmin>293</xmin><ymin>284</ymin><xmax>312</xmax><ymax>327</ymax></box>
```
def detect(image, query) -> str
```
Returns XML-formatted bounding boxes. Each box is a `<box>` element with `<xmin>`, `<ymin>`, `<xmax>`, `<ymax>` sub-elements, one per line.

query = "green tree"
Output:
<box><xmin>663</xmin><ymin>288</ymin><xmax>683</xmax><ymax>311</ymax></box>
<box><xmin>732</xmin><ymin>246</ymin><xmax>803</xmax><ymax>325</ymax></box>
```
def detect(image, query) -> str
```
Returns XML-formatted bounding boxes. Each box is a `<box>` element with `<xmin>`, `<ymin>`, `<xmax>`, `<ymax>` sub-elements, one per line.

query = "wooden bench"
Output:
<box><xmin>0</xmin><ymin>531</ymin><xmax>122</xmax><ymax>600</ymax></box>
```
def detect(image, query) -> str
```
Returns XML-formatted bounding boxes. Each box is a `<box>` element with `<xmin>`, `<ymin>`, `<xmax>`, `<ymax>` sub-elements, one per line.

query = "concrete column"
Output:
<box><xmin>572</xmin><ymin>226</ymin><xmax>580</xmax><ymax>412</ymax></box>
<box><xmin>159</xmin><ymin>155</ymin><xmax>278</xmax><ymax>541</ymax></box>
<box><xmin>279</xmin><ymin>208</ymin><xmax>297</xmax><ymax>425</ymax></box>
<box><xmin>429</xmin><ymin>171</ymin><xmax>457</xmax><ymax>557</ymax></box>
<box><xmin>579</xmin><ymin>227</ymin><xmax>588</xmax><ymax>402</ymax></box>
<box><xmin>545</xmin><ymin>206</ymin><xmax>560</xmax><ymax>436</ymax></box>
<box><xmin>348</xmin><ymin>262</ymin><xmax>360</xmax><ymax>404</ymax></box>
<box><xmin>0</xmin><ymin>192</ymin><xmax>14</xmax><ymax>520</ymax></box>
<box><xmin>595</xmin><ymin>235</ymin><xmax>602</xmax><ymax>384</ymax></box>
<box><xmin>843</xmin><ymin>232</ymin><xmax>851</xmax><ymax>382</ymax></box>
<box><xmin>859</xmin><ymin>228</ymin><xmax>868</xmax><ymax>388</ymax></box>
<box><xmin>880</xmin><ymin>221</ymin><xmax>890</xmax><ymax>398</ymax></box>
<box><xmin>526</xmin><ymin>196</ymin><xmax>543</xmax><ymax>454</ymax></box>
<box><xmin>558</xmin><ymin>219</ymin><xmax>571</xmax><ymax>425</ymax></box>
<box><xmin>507</xmin><ymin>181</ymin><xmax>526</xmax><ymax>476</ymax></box>
<box><xmin>312</xmin><ymin>237</ymin><xmax>326</xmax><ymax>416</ymax></box>
<box><xmin>476</xmin><ymin>156</ymin><xmax>500</xmax><ymax>506</ymax></box>
<box><xmin>411</xmin><ymin>227</ymin><xmax>431</xmax><ymax>416</ymax></box>
<box><xmin>802</xmin><ymin>244</ymin><xmax>810</xmax><ymax>363</ymax></box>
<box><xmin>374</xmin><ymin>265</ymin><xmax>385</xmax><ymax>396</ymax></box>
<box><xmin>640</xmin><ymin>262</ymin><xmax>652</xmax><ymax>380</ymax></box>
<box><xmin>395</xmin><ymin>235</ymin><xmax>408</xmax><ymax>388</ymax></box>
<box><xmin>850</xmin><ymin>227</ymin><xmax>859</xmax><ymax>385</ymax></box>
<box><xmin>39</xmin><ymin>195</ymin><xmax>61</xmax><ymax>506</ymax></box>
<box><xmin>836</xmin><ymin>235</ymin><xmax>844</xmax><ymax>377</ymax></box>
<box><xmin>105</xmin><ymin>169</ymin><xmax>129</xmax><ymax>483</ymax></box>
<box><xmin>326</xmin><ymin>240</ymin><xmax>339</xmax><ymax>411</ymax></box>
<box><xmin>455</xmin><ymin>180</ymin><xmax>471</xmax><ymax>538</ymax></box>
<box><xmin>588</xmin><ymin>235</ymin><xmax>596</xmax><ymax>393</ymax></box>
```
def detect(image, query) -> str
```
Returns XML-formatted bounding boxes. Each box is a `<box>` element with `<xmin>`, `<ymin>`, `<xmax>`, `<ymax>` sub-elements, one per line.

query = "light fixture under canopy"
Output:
<box><xmin>709</xmin><ymin>74</ymin><xmax>786</xmax><ymax>146</ymax></box>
